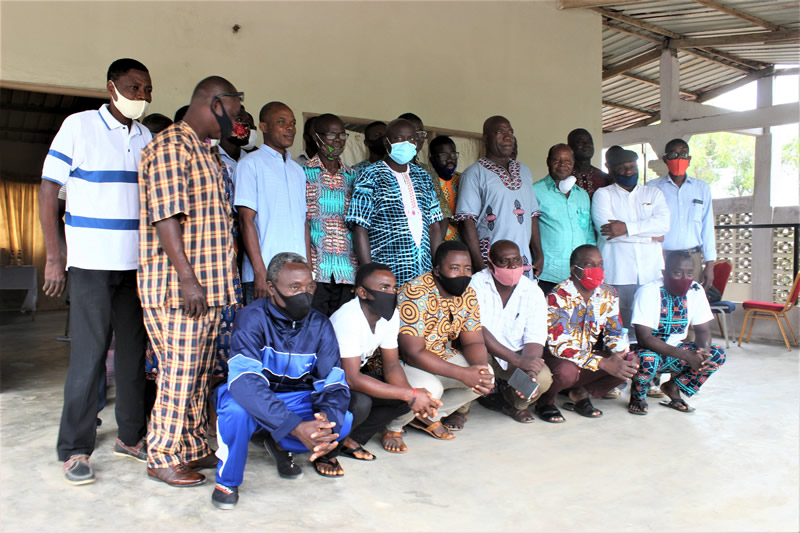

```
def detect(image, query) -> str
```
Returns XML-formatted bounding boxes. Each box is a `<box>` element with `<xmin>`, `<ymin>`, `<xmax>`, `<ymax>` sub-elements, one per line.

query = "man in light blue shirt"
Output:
<box><xmin>235</xmin><ymin>102</ymin><xmax>309</xmax><ymax>304</ymax></box>
<box><xmin>533</xmin><ymin>143</ymin><xmax>596</xmax><ymax>295</ymax></box>
<box><xmin>647</xmin><ymin>138</ymin><xmax>717</xmax><ymax>289</ymax></box>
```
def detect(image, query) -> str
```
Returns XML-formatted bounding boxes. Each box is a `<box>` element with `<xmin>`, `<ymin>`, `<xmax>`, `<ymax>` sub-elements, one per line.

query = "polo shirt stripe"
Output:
<box><xmin>70</xmin><ymin>168</ymin><xmax>138</xmax><ymax>183</ymax></box>
<box><xmin>66</xmin><ymin>213</ymin><xmax>139</xmax><ymax>230</ymax></box>
<box><xmin>47</xmin><ymin>149</ymin><xmax>72</xmax><ymax>166</ymax></box>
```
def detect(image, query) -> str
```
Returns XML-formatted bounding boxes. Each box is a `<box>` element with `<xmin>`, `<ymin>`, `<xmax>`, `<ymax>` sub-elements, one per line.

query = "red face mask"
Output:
<box><xmin>666</xmin><ymin>158</ymin><xmax>690</xmax><ymax>176</ymax></box>
<box><xmin>574</xmin><ymin>266</ymin><xmax>604</xmax><ymax>291</ymax></box>
<box><xmin>664</xmin><ymin>277</ymin><xmax>693</xmax><ymax>297</ymax></box>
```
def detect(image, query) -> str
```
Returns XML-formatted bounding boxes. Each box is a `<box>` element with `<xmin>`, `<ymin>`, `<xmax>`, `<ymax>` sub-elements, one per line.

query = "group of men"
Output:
<box><xmin>39</xmin><ymin>59</ymin><xmax>726</xmax><ymax>511</ymax></box>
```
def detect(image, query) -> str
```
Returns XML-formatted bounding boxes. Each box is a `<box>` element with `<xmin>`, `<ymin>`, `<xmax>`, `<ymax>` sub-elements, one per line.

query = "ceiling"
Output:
<box><xmin>563</xmin><ymin>0</ymin><xmax>800</xmax><ymax>132</ymax></box>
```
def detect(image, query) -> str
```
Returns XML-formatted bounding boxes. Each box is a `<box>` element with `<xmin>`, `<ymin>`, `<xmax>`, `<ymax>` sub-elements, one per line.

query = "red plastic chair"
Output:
<box><xmin>738</xmin><ymin>271</ymin><xmax>800</xmax><ymax>351</ymax></box>
<box><xmin>710</xmin><ymin>260</ymin><xmax>734</xmax><ymax>347</ymax></box>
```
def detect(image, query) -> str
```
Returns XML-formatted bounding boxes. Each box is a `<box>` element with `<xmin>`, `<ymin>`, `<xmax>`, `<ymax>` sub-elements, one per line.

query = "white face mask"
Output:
<box><xmin>558</xmin><ymin>175</ymin><xmax>577</xmax><ymax>195</ymax></box>
<box><xmin>243</xmin><ymin>129</ymin><xmax>258</xmax><ymax>151</ymax></box>
<box><xmin>206</xmin><ymin>139</ymin><xmax>220</xmax><ymax>148</ymax></box>
<box><xmin>110</xmin><ymin>82</ymin><xmax>149</xmax><ymax>120</ymax></box>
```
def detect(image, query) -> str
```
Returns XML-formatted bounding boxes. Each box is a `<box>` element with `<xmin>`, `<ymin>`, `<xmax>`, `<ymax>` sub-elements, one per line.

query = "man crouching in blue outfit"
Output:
<box><xmin>211</xmin><ymin>252</ymin><xmax>352</xmax><ymax>510</ymax></box>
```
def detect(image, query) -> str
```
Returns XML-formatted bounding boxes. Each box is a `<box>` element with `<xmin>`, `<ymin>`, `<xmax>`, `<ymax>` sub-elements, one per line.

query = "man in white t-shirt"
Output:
<box><xmin>628</xmin><ymin>251</ymin><xmax>726</xmax><ymax>415</ymax></box>
<box><xmin>470</xmin><ymin>240</ymin><xmax>551</xmax><ymax>423</ymax></box>
<box><xmin>329</xmin><ymin>263</ymin><xmax>441</xmax><ymax>456</ymax></box>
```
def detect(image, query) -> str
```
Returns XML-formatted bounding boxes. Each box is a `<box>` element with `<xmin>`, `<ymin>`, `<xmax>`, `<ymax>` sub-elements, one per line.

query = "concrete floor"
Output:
<box><xmin>1</xmin><ymin>310</ymin><xmax>797</xmax><ymax>533</ymax></box>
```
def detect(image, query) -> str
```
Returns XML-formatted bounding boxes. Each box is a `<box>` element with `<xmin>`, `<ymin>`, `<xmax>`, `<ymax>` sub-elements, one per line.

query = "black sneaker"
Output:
<box><xmin>211</xmin><ymin>484</ymin><xmax>239</xmax><ymax>510</ymax></box>
<box><xmin>63</xmin><ymin>454</ymin><xmax>95</xmax><ymax>485</ymax></box>
<box><xmin>113</xmin><ymin>438</ymin><xmax>147</xmax><ymax>462</ymax></box>
<box><xmin>263</xmin><ymin>434</ymin><xmax>303</xmax><ymax>480</ymax></box>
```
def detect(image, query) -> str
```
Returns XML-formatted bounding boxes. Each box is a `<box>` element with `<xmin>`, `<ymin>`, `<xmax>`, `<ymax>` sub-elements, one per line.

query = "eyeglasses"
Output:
<box><xmin>664</xmin><ymin>151</ymin><xmax>689</xmax><ymax>160</ymax></box>
<box><xmin>433</xmin><ymin>152</ymin><xmax>459</xmax><ymax>163</ymax></box>
<box><xmin>416</xmin><ymin>130</ymin><xmax>428</xmax><ymax>140</ymax></box>
<box><xmin>319</xmin><ymin>132</ymin><xmax>349</xmax><ymax>142</ymax></box>
<box><xmin>215</xmin><ymin>92</ymin><xmax>245</xmax><ymax>102</ymax></box>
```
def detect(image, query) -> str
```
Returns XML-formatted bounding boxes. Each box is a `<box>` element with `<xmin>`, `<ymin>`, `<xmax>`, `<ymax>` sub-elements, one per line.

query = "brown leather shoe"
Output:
<box><xmin>185</xmin><ymin>453</ymin><xmax>219</xmax><ymax>471</ymax></box>
<box><xmin>147</xmin><ymin>463</ymin><xmax>206</xmax><ymax>487</ymax></box>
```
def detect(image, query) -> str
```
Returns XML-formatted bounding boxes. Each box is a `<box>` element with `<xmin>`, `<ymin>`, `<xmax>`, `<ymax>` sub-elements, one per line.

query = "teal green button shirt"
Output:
<box><xmin>533</xmin><ymin>175</ymin><xmax>596</xmax><ymax>283</ymax></box>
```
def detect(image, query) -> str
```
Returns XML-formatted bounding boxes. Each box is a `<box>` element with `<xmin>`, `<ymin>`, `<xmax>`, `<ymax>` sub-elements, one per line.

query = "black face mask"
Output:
<box><xmin>435</xmin><ymin>271</ymin><xmax>471</xmax><ymax>297</ymax></box>
<box><xmin>366</xmin><ymin>139</ymin><xmax>387</xmax><ymax>157</ymax></box>
<box><xmin>363</xmin><ymin>288</ymin><xmax>397</xmax><ymax>321</ymax></box>
<box><xmin>274</xmin><ymin>288</ymin><xmax>313</xmax><ymax>322</ymax></box>
<box><xmin>211</xmin><ymin>97</ymin><xmax>234</xmax><ymax>141</ymax></box>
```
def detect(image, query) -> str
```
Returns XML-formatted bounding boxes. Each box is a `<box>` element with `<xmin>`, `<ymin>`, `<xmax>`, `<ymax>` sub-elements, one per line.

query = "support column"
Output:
<box><xmin>752</xmin><ymin>75</ymin><xmax>774</xmax><ymax>301</ymax></box>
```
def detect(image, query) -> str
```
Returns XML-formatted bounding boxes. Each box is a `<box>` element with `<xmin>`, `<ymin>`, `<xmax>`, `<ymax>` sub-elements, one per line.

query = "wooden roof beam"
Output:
<box><xmin>669</xmin><ymin>30</ymin><xmax>800</xmax><ymax>49</ymax></box>
<box><xmin>602</xmin><ymin>100</ymin><xmax>656</xmax><ymax>116</ymax></box>
<box><xmin>691</xmin><ymin>0</ymin><xmax>784</xmax><ymax>31</ymax></box>
<box><xmin>695</xmin><ymin>66</ymin><xmax>775</xmax><ymax>103</ymax></box>
<box><xmin>602</xmin><ymin>48</ymin><xmax>663</xmax><ymax>80</ymax></box>
<box><xmin>558</xmin><ymin>0</ymin><xmax>646</xmax><ymax>9</ymax></box>
<box><xmin>620</xmin><ymin>72</ymin><xmax>699</xmax><ymax>98</ymax></box>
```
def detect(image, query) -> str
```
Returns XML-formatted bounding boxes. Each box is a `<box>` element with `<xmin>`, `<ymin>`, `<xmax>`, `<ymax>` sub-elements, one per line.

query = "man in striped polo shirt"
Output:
<box><xmin>39</xmin><ymin>58</ymin><xmax>153</xmax><ymax>485</ymax></box>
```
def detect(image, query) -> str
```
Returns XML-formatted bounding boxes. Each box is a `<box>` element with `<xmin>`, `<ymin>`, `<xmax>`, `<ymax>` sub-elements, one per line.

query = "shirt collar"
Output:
<box><xmin>667</xmin><ymin>174</ymin><xmax>694</xmax><ymax>186</ymax></box>
<box><xmin>98</xmin><ymin>104</ymin><xmax>144</xmax><ymax>136</ymax></box>
<box><xmin>259</xmin><ymin>143</ymin><xmax>292</xmax><ymax>161</ymax></box>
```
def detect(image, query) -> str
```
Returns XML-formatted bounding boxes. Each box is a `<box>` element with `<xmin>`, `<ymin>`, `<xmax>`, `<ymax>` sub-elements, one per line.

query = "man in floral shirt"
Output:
<box><xmin>536</xmin><ymin>244</ymin><xmax>638</xmax><ymax>423</ymax></box>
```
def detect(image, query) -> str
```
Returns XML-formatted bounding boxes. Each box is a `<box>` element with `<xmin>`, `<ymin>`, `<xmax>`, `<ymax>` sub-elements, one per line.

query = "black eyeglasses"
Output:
<box><xmin>215</xmin><ymin>92</ymin><xmax>245</xmax><ymax>102</ymax></box>
<box><xmin>433</xmin><ymin>152</ymin><xmax>459</xmax><ymax>163</ymax></box>
<box><xmin>319</xmin><ymin>132</ymin><xmax>349</xmax><ymax>142</ymax></box>
<box><xmin>664</xmin><ymin>151</ymin><xmax>689</xmax><ymax>160</ymax></box>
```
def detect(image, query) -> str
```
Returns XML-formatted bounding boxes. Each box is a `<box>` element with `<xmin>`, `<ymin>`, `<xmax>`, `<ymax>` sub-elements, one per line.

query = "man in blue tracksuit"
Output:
<box><xmin>211</xmin><ymin>252</ymin><xmax>352</xmax><ymax>510</ymax></box>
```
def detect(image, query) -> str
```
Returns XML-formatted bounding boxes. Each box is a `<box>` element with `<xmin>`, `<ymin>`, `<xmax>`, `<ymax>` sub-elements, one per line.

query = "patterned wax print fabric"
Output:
<box><xmin>546</xmin><ymin>278</ymin><xmax>625</xmax><ymax>371</ymax></box>
<box><xmin>573</xmin><ymin>166</ymin><xmax>611</xmax><ymax>198</ymax></box>
<box><xmin>304</xmin><ymin>155</ymin><xmax>358</xmax><ymax>285</ymax></box>
<box><xmin>432</xmin><ymin>171</ymin><xmax>461</xmax><ymax>241</ymax></box>
<box><xmin>397</xmin><ymin>272</ymin><xmax>482</xmax><ymax>361</ymax></box>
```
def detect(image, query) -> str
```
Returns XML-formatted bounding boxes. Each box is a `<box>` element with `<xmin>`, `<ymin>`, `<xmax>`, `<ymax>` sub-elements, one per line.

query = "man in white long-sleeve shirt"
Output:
<box><xmin>592</xmin><ymin>146</ymin><xmax>670</xmax><ymax>341</ymax></box>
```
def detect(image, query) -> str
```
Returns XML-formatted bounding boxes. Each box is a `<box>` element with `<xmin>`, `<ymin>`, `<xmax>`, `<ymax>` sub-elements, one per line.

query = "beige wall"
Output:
<box><xmin>1</xmin><ymin>0</ymin><xmax>603</xmax><ymax>177</ymax></box>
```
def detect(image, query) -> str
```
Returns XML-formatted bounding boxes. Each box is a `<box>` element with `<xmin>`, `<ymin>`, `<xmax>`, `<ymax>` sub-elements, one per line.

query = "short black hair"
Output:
<box><xmin>398</xmin><ymin>112</ymin><xmax>422</xmax><ymax>124</ymax></box>
<box><xmin>567</xmin><ymin>128</ymin><xmax>591</xmax><ymax>146</ymax></box>
<box><xmin>569</xmin><ymin>244</ymin><xmax>599</xmax><ymax>267</ymax></box>
<box><xmin>364</xmin><ymin>121</ymin><xmax>386</xmax><ymax>137</ymax></box>
<box><xmin>107</xmin><ymin>58</ymin><xmax>148</xmax><ymax>82</ymax></box>
<box><xmin>434</xmin><ymin>240</ymin><xmax>469</xmax><ymax>268</ymax></box>
<box><xmin>665</xmin><ymin>250</ymin><xmax>693</xmax><ymax>270</ymax></box>
<box><xmin>314</xmin><ymin>113</ymin><xmax>342</xmax><ymax>133</ymax></box>
<box><xmin>547</xmin><ymin>143</ymin><xmax>573</xmax><ymax>161</ymax></box>
<box><xmin>355</xmin><ymin>262</ymin><xmax>394</xmax><ymax>288</ymax></box>
<box><xmin>260</xmin><ymin>101</ymin><xmax>290</xmax><ymax>124</ymax></box>
<box><xmin>173</xmin><ymin>105</ymin><xmax>189</xmax><ymax>122</ymax></box>
<box><xmin>141</xmin><ymin>113</ymin><xmax>173</xmax><ymax>135</ymax></box>
<box><xmin>665</xmin><ymin>138</ymin><xmax>689</xmax><ymax>154</ymax></box>
<box><xmin>429</xmin><ymin>135</ymin><xmax>455</xmax><ymax>152</ymax></box>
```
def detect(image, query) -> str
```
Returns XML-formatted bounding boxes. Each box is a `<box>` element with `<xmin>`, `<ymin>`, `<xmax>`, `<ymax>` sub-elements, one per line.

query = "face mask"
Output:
<box><xmin>206</xmin><ymin>139</ymin><xmax>220</xmax><ymax>148</ymax></box>
<box><xmin>488</xmin><ymin>260</ymin><xmax>524</xmax><ymax>287</ymax></box>
<box><xmin>229</xmin><ymin>121</ymin><xmax>250</xmax><ymax>146</ymax></box>
<box><xmin>387</xmin><ymin>141</ymin><xmax>417</xmax><ymax>165</ymax></box>
<box><xmin>366</xmin><ymin>139</ymin><xmax>386</xmax><ymax>157</ymax></box>
<box><xmin>574</xmin><ymin>265</ymin><xmax>604</xmax><ymax>291</ymax></box>
<box><xmin>363</xmin><ymin>288</ymin><xmax>397</xmax><ymax>321</ymax></box>
<box><xmin>435</xmin><ymin>271</ymin><xmax>471</xmax><ymax>297</ymax></box>
<box><xmin>666</xmin><ymin>158</ymin><xmax>690</xmax><ymax>176</ymax></box>
<box><xmin>664</xmin><ymin>277</ymin><xmax>693</xmax><ymax>297</ymax></box>
<box><xmin>615</xmin><ymin>172</ymin><xmax>639</xmax><ymax>188</ymax></box>
<box><xmin>316</xmin><ymin>134</ymin><xmax>342</xmax><ymax>161</ymax></box>
<box><xmin>558</xmin><ymin>175</ymin><xmax>577</xmax><ymax>195</ymax></box>
<box><xmin>432</xmin><ymin>161</ymin><xmax>457</xmax><ymax>180</ymax></box>
<box><xmin>211</xmin><ymin>97</ymin><xmax>234</xmax><ymax>140</ymax></box>
<box><xmin>110</xmin><ymin>82</ymin><xmax>149</xmax><ymax>120</ymax></box>
<box><xmin>243</xmin><ymin>129</ymin><xmax>258</xmax><ymax>151</ymax></box>
<box><xmin>274</xmin><ymin>288</ymin><xmax>313</xmax><ymax>322</ymax></box>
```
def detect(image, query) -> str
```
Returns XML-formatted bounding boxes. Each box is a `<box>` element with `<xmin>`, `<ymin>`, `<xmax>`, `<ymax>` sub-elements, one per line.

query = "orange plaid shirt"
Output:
<box><xmin>138</xmin><ymin>121</ymin><xmax>236</xmax><ymax>309</ymax></box>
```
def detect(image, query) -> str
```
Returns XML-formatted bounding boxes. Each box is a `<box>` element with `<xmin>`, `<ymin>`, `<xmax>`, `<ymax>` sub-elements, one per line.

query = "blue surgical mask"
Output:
<box><xmin>615</xmin><ymin>172</ymin><xmax>639</xmax><ymax>188</ymax></box>
<box><xmin>388</xmin><ymin>141</ymin><xmax>417</xmax><ymax>165</ymax></box>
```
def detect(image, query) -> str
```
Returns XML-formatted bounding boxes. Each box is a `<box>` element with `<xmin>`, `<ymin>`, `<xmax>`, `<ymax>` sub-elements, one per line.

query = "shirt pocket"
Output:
<box><xmin>693</xmin><ymin>201</ymin><xmax>704</xmax><ymax>223</ymax></box>
<box><xmin>575</xmin><ymin>207</ymin><xmax>591</xmax><ymax>229</ymax></box>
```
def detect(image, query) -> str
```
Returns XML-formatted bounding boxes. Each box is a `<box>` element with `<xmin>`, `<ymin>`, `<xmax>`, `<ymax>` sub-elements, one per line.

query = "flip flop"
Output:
<box><xmin>408</xmin><ymin>420</ymin><xmax>455</xmax><ymax>440</ymax></box>
<box><xmin>659</xmin><ymin>399</ymin><xmax>695</xmax><ymax>413</ymax></box>
<box><xmin>502</xmin><ymin>405</ymin><xmax>535</xmax><ymax>423</ymax></box>
<box><xmin>628</xmin><ymin>399</ymin><xmax>649</xmax><ymax>416</ymax></box>
<box><xmin>534</xmin><ymin>403</ymin><xmax>566</xmax><ymax>423</ymax></box>
<box><xmin>381</xmin><ymin>431</ymin><xmax>408</xmax><ymax>454</ymax></box>
<box><xmin>340</xmin><ymin>444</ymin><xmax>376</xmax><ymax>461</ymax></box>
<box><xmin>563</xmin><ymin>398</ymin><xmax>603</xmax><ymax>418</ymax></box>
<box><xmin>313</xmin><ymin>455</ymin><xmax>344</xmax><ymax>478</ymax></box>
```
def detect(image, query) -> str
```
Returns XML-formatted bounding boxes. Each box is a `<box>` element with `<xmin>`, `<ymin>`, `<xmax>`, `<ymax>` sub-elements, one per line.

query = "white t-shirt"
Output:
<box><xmin>468</xmin><ymin>269</ymin><xmax>547</xmax><ymax>370</ymax></box>
<box><xmin>631</xmin><ymin>279</ymin><xmax>714</xmax><ymax>346</ymax></box>
<box><xmin>329</xmin><ymin>297</ymin><xmax>400</xmax><ymax>368</ymax></box>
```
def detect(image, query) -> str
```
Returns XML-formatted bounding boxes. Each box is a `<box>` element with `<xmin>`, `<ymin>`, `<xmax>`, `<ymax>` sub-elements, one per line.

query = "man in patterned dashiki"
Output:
<box><xmin>537</xmin><ymin>245</ymin><xmax>638</xmax><ymax>423</ymax></box>
<box><xmin>303</xmin><ymin>113</ymin><xmax>359</xmax><ymax>316</ymax></box>
<box><xmin>346</xmin><ymin>118</ymin><xmax>443</xmax><ymax>286</ymax></box>
<box><xmin>352</xmin><ymin>121</ymin><xmax>386</xmax><ymax>176</ymax></box>
<box><xmin>428</xmin><ymin>135</ymin><xmax>462</xmax><ymax>241</ymax></box>
<box><xmin>386</xmin><ymin>241</ymin><xmax>494</xmax><ymax>440</ymax></box>
<box><xmin>627</xmin><ymin>250</ymin><xmax>726</xmax><ymax>415</ymax></box>
<box><xmin>567</xmin><ymin>128</ymin><xmax>610</xmax><ymax>199</ymax></box>
<box><xmin>398</xmin><ymin>112</ymin><xmax>435</xmax><ymax>177</ymax></box>
<box><xmin>455</xmin><ymin>115</ymin><xmax>543</xmax><ymax>279</ymax></box>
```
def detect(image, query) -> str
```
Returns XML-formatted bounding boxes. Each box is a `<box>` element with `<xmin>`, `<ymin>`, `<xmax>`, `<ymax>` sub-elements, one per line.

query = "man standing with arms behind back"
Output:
<box><xmin>138</xmin><ymin>76</ymin><xmax>242</xmax><ymax>486</ymax></box>
<box><xmin>40</xmin><ymin>58</ymin><xmax>152</xmax><ymax>485</ymax></box>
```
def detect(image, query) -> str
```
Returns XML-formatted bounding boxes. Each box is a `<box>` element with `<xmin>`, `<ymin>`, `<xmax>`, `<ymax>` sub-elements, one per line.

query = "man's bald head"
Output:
<box><xmin>191</xmin><ymin>76</ymin><xmax>236</xmax><ymax>104</ymax></box>
<box><xmin>488</xmin><ymin>239</ymin><xmax>520</xmax><ymax>263</ymax></box>
<box><xmin>314</xmin><ymin>113</ymin><xmax>343</xmax><ymax>134</ymax></box>
<box><xmin>483</xmin><ymin>115</ymin><xmax>510</xmax><ymax>136</ymax></box>
<box><xmin>384</xmin><ymin>118</ymin><xmax>415</xmax><ymax>139</ymax></box>
<box><xmin>259</xmin><ymin>101</ymin><xmax>291</xmax><ymax>124</ymax></box>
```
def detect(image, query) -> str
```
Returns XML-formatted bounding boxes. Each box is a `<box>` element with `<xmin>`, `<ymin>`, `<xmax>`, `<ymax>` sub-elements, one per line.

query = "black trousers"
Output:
<box><xmin>311</xmin><ymin>279</ymin><xmax>355</xmax><ymax>317</ymax></box>
<box><xmin>56</xmin><ymin>268</ymin><xmax>146</xmax><ymax>461</ymax></box>
<box><xmin>334</xmin><ymin>389</ymin><xmax>410</xmax><ymax>453</ymax></box>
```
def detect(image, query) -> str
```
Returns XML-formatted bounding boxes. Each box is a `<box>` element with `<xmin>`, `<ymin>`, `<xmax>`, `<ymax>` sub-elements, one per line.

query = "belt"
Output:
<box><xmin>666</xmin><ymin>246</ymin><xmax>703</xmax><ymax>255</ymax></box>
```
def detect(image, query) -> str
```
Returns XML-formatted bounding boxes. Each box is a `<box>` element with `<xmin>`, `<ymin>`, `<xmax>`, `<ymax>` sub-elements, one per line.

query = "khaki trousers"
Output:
<box><xmin>489</xmin><ymin>355</ymin><xmax>553</xmax><ymax>411</ymax></box>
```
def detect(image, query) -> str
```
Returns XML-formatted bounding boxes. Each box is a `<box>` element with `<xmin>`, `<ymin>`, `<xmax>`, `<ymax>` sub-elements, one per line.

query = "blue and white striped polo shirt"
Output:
<box><xmin>42</xmin><ymin>104</ymin><xmax>152</xmax><ymax>270</ymax></box>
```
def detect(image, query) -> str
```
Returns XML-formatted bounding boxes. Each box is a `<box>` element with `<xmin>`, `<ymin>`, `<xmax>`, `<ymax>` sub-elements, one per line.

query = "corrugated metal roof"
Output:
<box><xmin>595</xmin><ymin>0</ymin><xmax>800</xmax><ymax>131</ymax></box>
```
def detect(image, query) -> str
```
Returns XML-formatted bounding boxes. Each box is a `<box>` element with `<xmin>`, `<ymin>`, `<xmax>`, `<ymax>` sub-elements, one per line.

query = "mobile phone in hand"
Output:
<box><xmin>508</xmin><ymin>367</ymin><xmax>539</xmax><ymax>401</ymax></box>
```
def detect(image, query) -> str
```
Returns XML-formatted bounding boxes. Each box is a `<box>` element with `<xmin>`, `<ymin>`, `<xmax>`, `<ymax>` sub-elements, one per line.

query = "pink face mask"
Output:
<box><xmin>489</xmin><ymin>260</ymin><xmax>524</xmax><ymax>287</ymax></box>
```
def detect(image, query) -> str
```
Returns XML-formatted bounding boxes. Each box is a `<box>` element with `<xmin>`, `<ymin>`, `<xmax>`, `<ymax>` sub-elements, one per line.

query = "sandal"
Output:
<box><xmin>442</xmin><ymin>409</ymin><xmax>469</xmax><ymax>431</ymax></box>
<box><xmin>603</xmin><ymin>387</ymin><xmax>621</xmax><ymax>399</ymax></box>
<box><xmin>313</xmin><ymin>455</ymin><xmax>344</xmax><ymax>477</ymax></box>
<box><xmin>340</xmin><ymin>444</ymin><xmax>376</xmax><ymax>461</ymax></box>
<box><xmin>628</xmin><ymin>399</ymin><xmax>648</xmax><ymax>415</ymax></box>
<box><xmin>381</xmin><ymin>431</ymin><xmax>408</xmax><ymax>454</ymax></box>
<box><xmin>647</xmin><ymin>385</ymin><xmax>666</xmax><ymax>398</ymax></box>
<box><xmin>534</xmin><ymin>403</ymin><xmax>566</xmax><ymax>423</ymax></box>
<box><xmin>563</xmin><ymin>398</ymin><xmax>603</xmax><ymax>418</ymax></box>
<box><xmin>502</xmin><ymin>405</ymin><xmax>535</xmax><ymax>424</ymax></box>
<box><xmin>659</xmin><ymin>399</ymin><xmax>695</xmax><ymax>413</ymax></box>
<box><xmin>408</xmin><ymin>420</ymin><xmax>455</xmax><ymax>440</ymax></box>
